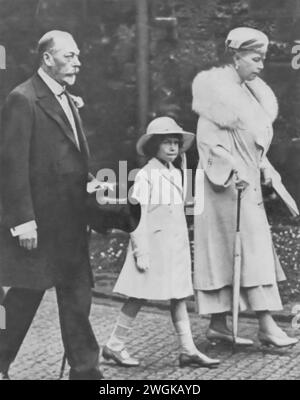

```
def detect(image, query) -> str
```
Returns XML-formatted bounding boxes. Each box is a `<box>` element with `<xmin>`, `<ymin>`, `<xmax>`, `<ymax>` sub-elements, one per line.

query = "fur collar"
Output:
<box><xmin>192</xmin><ymin>66</ymin><xmax>278</xmax><ymax>130</ymax></box>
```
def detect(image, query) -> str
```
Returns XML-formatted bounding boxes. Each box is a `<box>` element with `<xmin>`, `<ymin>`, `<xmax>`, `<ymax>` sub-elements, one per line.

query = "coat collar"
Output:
<box><xmin>32</xmin><ymin>74</ymin><xmax>89</xmax><ymax>159</ymax></box>
<box><xmin>37</xmin><ymin>67</ymin><xmax>65</xmax><ymax>97</ymax></box>
<box><xmin>148</xmin><ymin>157</ymin><xmax>183</xmax><ymax>195</ymax></box>
<box><xmin>192</xmin><ymin>65</ymin><xmax>278</xmax><ymax>156</ymax></box>
<box><xmin>192</xmin><ymin>65</ymin><xmax>278</xmax><ymax>129</ymax></box>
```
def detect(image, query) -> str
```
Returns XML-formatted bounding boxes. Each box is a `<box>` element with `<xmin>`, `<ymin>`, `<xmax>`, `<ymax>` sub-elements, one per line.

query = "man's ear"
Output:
<box><xmin>43</xmin><ymin>52</ymin><xmax>53</xmax><ymax>67</ymax></box>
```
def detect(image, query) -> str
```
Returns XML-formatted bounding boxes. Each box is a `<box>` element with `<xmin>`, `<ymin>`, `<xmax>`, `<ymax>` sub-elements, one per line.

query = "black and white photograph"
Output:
<box><xmin>0</xmin><ymin>0</ymin><xmax>300</xmax><ymax>382</ymax></box>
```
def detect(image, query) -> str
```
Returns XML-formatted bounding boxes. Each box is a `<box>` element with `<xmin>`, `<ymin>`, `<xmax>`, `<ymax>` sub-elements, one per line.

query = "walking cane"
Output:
<box><xmin>59</xmin><ymin>352</ymin><xmax>67</xmax><ymax>380</ymax></box>
<box><xmin>232</xmin><ymin>186</ymin><xmax>243</xmax><ymax>352</ymax></box>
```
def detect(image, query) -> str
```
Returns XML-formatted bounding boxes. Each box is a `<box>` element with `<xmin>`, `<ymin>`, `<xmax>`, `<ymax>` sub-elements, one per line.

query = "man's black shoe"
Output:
<box><xmin>69</xmin><ymin>367</ymin><xmax>104</xmax><ymax>380</ymax></box>
<box><xmin>0</xmin><ymin>372</ymin><xmax>10</xmax><ymax>380</ymax></box>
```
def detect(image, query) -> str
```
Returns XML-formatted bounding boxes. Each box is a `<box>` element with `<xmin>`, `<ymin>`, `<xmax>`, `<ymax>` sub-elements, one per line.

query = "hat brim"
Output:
<box><xmin>136</xmin><ymin>130</ymin><xmax>195</xmax><ymax>156</ymax></box>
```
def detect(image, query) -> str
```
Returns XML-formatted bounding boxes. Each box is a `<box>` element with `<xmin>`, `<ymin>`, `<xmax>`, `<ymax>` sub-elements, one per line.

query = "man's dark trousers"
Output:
<box><xmin>0</xmin><ymin>278</ymin><xmax>99</xmax><ymax>374</ymax></box>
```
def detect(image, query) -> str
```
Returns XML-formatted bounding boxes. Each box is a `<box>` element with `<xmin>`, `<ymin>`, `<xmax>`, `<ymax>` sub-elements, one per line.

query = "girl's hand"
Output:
<box><xmin>136</xmin><ymin>255</ymin><xmax>149</xmax><ymax>272</ymax></box>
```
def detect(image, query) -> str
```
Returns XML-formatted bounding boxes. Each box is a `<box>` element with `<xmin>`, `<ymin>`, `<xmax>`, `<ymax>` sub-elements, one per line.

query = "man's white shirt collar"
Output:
<box><xmin>38</xmin><ymin>67</ymin><xmax>65</xmax><ymax>96</ymax></box>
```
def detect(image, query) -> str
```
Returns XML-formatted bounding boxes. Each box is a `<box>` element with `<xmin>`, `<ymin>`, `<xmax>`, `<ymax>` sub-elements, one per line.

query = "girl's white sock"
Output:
<box><xmin>106</xmin><ymin>312</ymin><xmax>136</xmax><ymax>351</ymax></box>
<box><xmin>173</xmin><ymin>319</ymin><xmax>198</xmax><ymax>355</ymax></box>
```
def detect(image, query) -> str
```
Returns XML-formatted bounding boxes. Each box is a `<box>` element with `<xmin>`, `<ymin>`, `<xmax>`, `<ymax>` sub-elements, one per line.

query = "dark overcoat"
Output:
<box><xmin>0</xmin><ymin>74</ymin><xmax>92</xmax><ymax>290</ymax></box>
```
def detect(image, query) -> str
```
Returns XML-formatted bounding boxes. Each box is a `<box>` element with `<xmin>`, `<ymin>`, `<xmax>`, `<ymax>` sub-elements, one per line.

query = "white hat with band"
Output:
<box><xmin>136</xmin><ymin>117</ymin><xmax>195</xmax><ymax>156</ymax></box>
<box><xmin>225</xmin><ymin>27</ymin><xmax>269</xmax><ymax>55</ymax></box>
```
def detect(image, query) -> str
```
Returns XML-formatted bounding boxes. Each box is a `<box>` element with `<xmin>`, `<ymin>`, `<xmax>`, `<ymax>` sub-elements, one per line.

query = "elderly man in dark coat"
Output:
<box><xmin>0</xmin><ymin>30</ymin><xmax>102</xmax><ymax>380</ymax></box>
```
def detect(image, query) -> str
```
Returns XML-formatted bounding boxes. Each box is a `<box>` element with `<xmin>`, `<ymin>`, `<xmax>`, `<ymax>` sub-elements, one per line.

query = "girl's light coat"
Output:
<box><xmin>114</xmin><ymin>157</ymin><xmax>193</xmax><ymax>300</ymax></box>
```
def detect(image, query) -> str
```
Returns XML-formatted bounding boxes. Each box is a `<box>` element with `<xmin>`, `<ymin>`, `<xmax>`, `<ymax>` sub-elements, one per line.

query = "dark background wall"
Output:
<box><xmin>0</xmin><ymin>0</ymin><xmax>300</xmax><ymax>208</ymax></box>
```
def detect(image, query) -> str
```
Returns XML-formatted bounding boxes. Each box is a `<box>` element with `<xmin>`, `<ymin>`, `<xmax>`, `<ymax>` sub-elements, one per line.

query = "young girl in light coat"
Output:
<box><xmin>102</xmin><ymin>117</ymin><xmax>220</xmax><ymax>368</ymax></box>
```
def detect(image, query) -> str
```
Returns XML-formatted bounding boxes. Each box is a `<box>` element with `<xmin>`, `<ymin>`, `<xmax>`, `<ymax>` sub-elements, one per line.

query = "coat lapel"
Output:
<box><xmin>65</xmin><ymin>92</ymin><xmax>90</xmax><ymax>159</ymax></box>
<box><xmin>150</xmin><ymin>158</ymin><xmax>183</xmax><ymax>198</ymax></box>
<box><xmin>32</xmin><ymin>74</ymin><xmax>88</xmax><ymax>158</ymax></box>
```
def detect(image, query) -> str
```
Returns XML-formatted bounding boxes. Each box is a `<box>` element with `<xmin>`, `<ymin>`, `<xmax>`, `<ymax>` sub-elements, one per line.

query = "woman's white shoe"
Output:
<box><xmin>258</xmin><ymin>331</ymin><xmax>298</xmax><ymax>347</ymax></box>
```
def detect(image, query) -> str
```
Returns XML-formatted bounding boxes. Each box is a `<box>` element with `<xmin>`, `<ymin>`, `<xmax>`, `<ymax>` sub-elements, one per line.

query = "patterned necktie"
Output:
<box><xmin>57</xmin><ymin>89</ymin><xmax>81</xmax><ymax>150</ymax></box>
<box><xmin>57</xmin><ymin>87</ymin><xmax>67</xmax><ymax>99</ymax></box>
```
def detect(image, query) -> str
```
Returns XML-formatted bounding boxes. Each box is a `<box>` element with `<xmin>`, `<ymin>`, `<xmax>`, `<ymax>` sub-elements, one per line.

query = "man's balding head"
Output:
<box><xmin>37</xmin><ymin>30</ymin><xmax>74</xmax><ymax>64</ymax></box>
<box><xmin>37</xmin><ymin>30</ymin><xmax>81</xmax><ymax>86</ymax></box>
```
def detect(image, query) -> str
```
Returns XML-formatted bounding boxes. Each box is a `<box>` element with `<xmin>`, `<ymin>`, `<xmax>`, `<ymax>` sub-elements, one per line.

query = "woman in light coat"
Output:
<box><xmin>102</xmin><ymin>117</ymin><xmax>220</xmax><ymax>368</ymax></box>
<box><xmin>192</xmin><ymin>27</ymin><xmax>298</xmax><ymax>347</ymax></box>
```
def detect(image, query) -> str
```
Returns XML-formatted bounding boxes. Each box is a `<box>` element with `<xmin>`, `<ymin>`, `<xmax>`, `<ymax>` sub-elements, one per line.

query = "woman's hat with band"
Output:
<box><xmin>225</xmin><ymin>27</ymin><xmax>269</xmax><ymax>55</ymax></box>
<box><xmin>136</xmin><ymin>117</ymin><xmax>195</xmax><ymax>156</ymax></box>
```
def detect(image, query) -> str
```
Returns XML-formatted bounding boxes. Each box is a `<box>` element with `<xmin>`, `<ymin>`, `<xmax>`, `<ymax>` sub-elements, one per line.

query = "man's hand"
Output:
<box><xmin>87</xmin><ymin>179</ymin><xmax>115</xmax><ymax>194</ymax></box>
<box><xmin>19</xmin><ymin>229</ymin><xmax>38</xmax><ymax>250</ymax></box>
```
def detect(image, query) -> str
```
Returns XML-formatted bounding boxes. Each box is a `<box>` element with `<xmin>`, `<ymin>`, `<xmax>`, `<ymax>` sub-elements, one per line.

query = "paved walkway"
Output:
<box><xmin>7</xmin><ymin>291</ymin><xmax>300</xmax><ymax>380</ymax></box>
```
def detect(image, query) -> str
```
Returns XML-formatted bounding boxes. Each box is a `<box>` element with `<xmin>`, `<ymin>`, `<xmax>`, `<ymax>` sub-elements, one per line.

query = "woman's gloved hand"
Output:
<box><xmin>233</xmin><ymin>170</ymin><xmax>249</xmax><ymax>191</ymax></box>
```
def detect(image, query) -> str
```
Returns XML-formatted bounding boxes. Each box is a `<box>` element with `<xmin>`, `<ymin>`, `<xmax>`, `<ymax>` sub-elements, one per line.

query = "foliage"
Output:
<box><xmin>1</xmin><ymin>0</ymin><xmax>299</xmax><ymax>303</ymax></box>
<box><xmin>90</xmin><ymin>225</ymin><xmax>300</xmax><ymax>303</ymax></box>
<box><xmin>0</xmin><ymin>0</ymin><xmax>299</xmax><ymax>197</ymax></box>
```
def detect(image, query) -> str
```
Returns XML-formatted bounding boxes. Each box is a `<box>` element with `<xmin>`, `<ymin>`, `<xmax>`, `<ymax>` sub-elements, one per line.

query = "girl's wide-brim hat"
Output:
<box><xmin>225</xmin><ymin>27</ymin><xmax>269</xmax><ymax>55</ymax></box>
<box><xmin>136</xmin><ymin>117</ymin><xmax>195</xmax><ymax>156</ymax></box>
